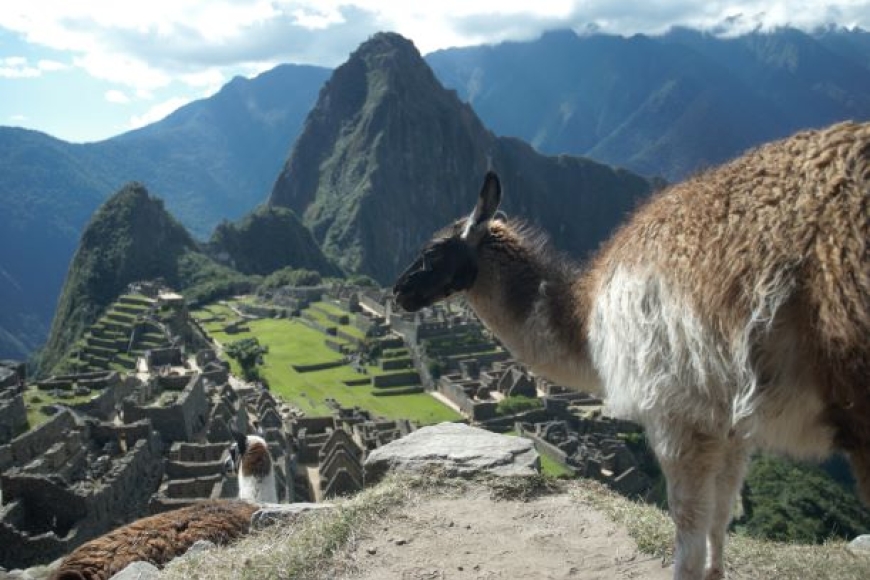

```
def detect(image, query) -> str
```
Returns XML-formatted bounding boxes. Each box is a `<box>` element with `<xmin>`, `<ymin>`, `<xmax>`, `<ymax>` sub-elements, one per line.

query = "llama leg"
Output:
<box><xmin>658</xmin><ymin>433</ymin><xmax>723</xmax><ymax>580</ymax></box>
<box><xmin>705</xmin><ymin>439</ymin><xmax>749</xmax><ymax>580</ymax></box>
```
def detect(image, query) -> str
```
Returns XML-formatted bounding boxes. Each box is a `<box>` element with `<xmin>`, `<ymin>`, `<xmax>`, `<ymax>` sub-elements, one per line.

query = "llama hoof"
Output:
<box><xmin>704</xmin><ymin>567</ymin><xmax>725</xmax><ymax>580</ymax></box>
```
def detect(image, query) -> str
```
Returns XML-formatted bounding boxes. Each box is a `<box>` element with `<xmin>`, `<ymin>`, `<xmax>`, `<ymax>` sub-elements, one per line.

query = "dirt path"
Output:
<box><xmin>340</xmin><ymin>487</ymin><xmax>673</xmax><ymax>580</ymax></box>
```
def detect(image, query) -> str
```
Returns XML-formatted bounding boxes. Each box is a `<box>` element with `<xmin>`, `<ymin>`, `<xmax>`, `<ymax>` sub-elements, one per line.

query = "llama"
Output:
<box><xmin>224</xmin><ymin>431</ymin><xmax>279</xmax><ymax>504</ymax></box>
<box><xmin>392</xmin><ymin>121</ymin><xmax>869</xmax><ymax>580</ymax></box>
<box><xmin>49</xmin><ymin>500</ymin><xmax>258</xmax><ymax>580</ymax></box>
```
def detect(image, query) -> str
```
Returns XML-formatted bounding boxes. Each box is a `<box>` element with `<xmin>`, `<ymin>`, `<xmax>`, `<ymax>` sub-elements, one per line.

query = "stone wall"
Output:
<box><xmin>372</xmin><ymin>371</ymin><xmax>420</xmax><ymax>388</ymax></box>
<box><xmin>0</xmin><ymin>410</ymin><xmax>77</xmax><ymax>472</ymax></box>
<box><xmin>123</xmin><ymin>374</ymin><xmax>209</xmax><ymax>444</ymax></box>
<box><xmin>0</xmin><ymin>430</ymin><xmax>164</xmax><ymax>569</ymax></box>
<box><xmin>0</xmin><ymin>392</ymin><xmax>26</xmax><ymax>445</ymax></box>
<box><xmin>69</xmin><ymin>375</ymin><xmax>139</xmax><ymax>420</ymax></box>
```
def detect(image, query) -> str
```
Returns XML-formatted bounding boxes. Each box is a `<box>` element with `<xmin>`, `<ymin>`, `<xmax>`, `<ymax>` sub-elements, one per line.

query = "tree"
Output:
<box><xmin>224</xmin><ymin>337</ymin><xmax>268</xmax><ymax>382</ymax></box>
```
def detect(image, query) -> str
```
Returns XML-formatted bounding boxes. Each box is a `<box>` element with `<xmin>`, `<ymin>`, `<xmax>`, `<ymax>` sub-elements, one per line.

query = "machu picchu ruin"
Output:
<box><xmin>1</xmin><ymin>280</ymin><xmax>657</xmax><ymax>574</ymax></box>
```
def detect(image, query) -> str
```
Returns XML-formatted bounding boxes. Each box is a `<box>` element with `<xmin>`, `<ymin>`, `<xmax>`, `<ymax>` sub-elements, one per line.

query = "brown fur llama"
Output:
<box><xmin>50</xmin><ymin>434</ymin><xmax>277</xmax><ymax>580</ymax></box>
<box><xmin>48</xmin><ymin>500</ymin><xmax>257</xmax><ymax>580</ymax></box>
<box><xmin>392</xmin><ymin>121</ymin><xmax>869</xmax><ymax>580</ymax></box>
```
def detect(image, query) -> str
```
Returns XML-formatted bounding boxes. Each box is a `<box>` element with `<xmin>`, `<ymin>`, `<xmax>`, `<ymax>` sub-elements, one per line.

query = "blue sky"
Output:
<box><xmin>2</xmin><ymin>1</ymin><xmax>869</xmax><ymax>143</ymax></box>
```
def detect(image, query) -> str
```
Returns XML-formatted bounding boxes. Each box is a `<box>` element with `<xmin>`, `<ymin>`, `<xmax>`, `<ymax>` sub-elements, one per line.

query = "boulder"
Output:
<box><xmin>364</xmin><ymin>422</ymin><xmax>539</xmax><ymax>483</ymax></box>
<box><xmin>250</xmin><ymin>502</ymin><xmax>334</xmax><ymax>530</ymax></box>
<box><xmin>108</xmin><ymin>561</ymin><xmax>159</xmax><ymax>580</ymax></box>
<box><xmin>848</xmin><ymin>534</ymin><xmax>870</xmax><ymax>556</ymax></box>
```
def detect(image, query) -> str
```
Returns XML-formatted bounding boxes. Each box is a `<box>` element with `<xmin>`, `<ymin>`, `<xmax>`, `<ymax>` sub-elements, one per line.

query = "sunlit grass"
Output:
<box><xmin>191</xmin><ymin>302</ymin><xmax>461</xmax><ymax>425</ymax></box>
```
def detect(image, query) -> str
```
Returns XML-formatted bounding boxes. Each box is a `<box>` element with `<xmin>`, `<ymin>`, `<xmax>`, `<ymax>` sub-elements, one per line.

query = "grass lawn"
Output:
<box><xmin>24</xmin><ymin>387</ymin><xmax>96</xmax><ymax>429</ymax></box>
<box><xmin>310</xmin><ymin>301</ymin><xmax>348</xmax><ymax>317</ymax></box>
<box><xmin>197</xmin><ymin>305</ymin><xmax>461</xmax><ymax>426</ymax></box>
<box><xmin>539</xmin><ymin>451</ymin><xmax>575</xmax><ymax>478</ymax></box>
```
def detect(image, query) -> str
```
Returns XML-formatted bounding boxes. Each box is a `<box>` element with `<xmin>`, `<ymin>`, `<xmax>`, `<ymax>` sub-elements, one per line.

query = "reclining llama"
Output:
<box><xmin>51</xmin><ymin>432</ymin><xmax>278</xmax><ymax>580</ymax></box>
<box><xmin>392</xmin><ymin>121</ymin><xmax>869</xmax><ymax>580</ymax></box>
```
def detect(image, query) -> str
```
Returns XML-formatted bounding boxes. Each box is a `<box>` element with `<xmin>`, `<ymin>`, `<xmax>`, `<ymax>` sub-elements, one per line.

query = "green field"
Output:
<box><xmin>24</xmin><ymin>387</ymin><xmax>96</xmax><ymax>429</ymax></box>
<box><xmin>193</xmin><ymin>302</ymin><xmax>461</xmax><ymax>425</ymax></box>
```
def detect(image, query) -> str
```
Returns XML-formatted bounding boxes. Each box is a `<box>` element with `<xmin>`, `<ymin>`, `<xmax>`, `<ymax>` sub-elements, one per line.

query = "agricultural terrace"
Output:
<box><xmin>193</xmin><ymin>300</ymin><xmax>461</xmax><ymax>425</ymax></box>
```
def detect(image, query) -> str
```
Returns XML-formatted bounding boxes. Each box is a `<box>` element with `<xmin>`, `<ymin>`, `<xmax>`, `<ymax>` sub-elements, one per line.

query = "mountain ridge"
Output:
<box><xmin>0</xmin><ymin>63</ymin><xmax>329</xmax><ymax>359</ymax></box>
<box><xmin>5</xmin><ymin>26</ymin><xmax>870</xmax><ymax>359</ymax></box>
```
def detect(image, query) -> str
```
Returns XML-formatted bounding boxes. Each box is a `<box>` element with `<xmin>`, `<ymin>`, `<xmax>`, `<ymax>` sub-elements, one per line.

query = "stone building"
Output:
<box><xmin>0</xmin><ymin>411</ymin><xmax>164</xmax><ymax>569</ymax></box>
<box><xmin>517</xmin><ymin>411</ymin><xmax>651</xmax><ymax>498</ymax></box>
<box><xmin>0</xmin><ymin>389</ymin><xmax>26</xmax><ymax>446</ymax></box>
<box><xmin>318</xmin><ymin>429</ymin><xmax>364</xmax><ymax>499</ymax></box>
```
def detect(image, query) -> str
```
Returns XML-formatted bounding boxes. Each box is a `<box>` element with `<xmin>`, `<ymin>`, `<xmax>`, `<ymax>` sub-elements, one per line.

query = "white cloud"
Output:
<box><xmin>37</xmin><ymin>59</ymin><xmax>66</xmax><ymax>71</ymax></box>
<box><xmin>0</xmin><ymin>55</ymin><xmax>66</xmax><ymax>78</ymax></box>
<box><xmin>179</xmin><ymin>68</ymin><xmax>225</xmax><ymax>89</ymax></box>
<box><xmin>129</xmin><ymin>96</ymin><xmax>191</xmax><ymax>129</ymax></box>
<box><xmin>10</xmin><ymin>114</ymin><xmax>27</xmax><ymax>122</ymax></box>
<box><xmin>104</xmin><ymin>89</ymin><xmax>129</xmax><ymax>104</ymax></box>
<box><xmin>2</xmin><ymin>1</ymin><xmax>870</xmax><ymax>93</ymax></box>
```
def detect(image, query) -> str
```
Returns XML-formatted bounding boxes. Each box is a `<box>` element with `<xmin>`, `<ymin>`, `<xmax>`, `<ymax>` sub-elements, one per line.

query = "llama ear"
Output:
<box><xmin>232</xmin><ymin>430</ymin><xmax>247</xmax><ymax>453</ymax></box>
<box><xmin>465</xmin><ymin>171</ymin><xmax>502</xmax><ymax>237</ymax></box>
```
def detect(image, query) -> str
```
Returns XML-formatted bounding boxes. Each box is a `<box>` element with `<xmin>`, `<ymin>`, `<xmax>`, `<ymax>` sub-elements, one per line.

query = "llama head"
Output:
<box><xmin>224</xmin><ymin>431</ymin><xmax>273</xmax><ymax>479</ymax></box>
<box><xmin>393</xmin><ymin>171</ymin><xmax>502</xmax><ymax>312</ymax></box>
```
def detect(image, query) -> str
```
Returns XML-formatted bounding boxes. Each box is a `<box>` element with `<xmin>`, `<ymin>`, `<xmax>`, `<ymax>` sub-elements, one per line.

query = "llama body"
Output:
<box><xmin>226</xmin><ymin>433</ymin><xmax>279</xmax><ymax>504</ymax></box>
<box><xmin>393</xmin><ymin>121</ymin><xmax>869</xmax><ymax>580</ymax></box>
<box><xmin>50</xmin><ymin>500</ymin><xmax>257</xmax><ymax>580</ymax></box>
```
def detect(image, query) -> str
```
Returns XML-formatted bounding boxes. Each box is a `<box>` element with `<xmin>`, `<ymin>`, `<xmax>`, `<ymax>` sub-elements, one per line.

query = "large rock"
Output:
<box><xmin>364</xmin><ymin>422</ymin><xmax>539</xmax><ymax>483</ymax></box>
<box><xmin>250</xmin><ymin>502</ymin><xmax>334</xmax><ymax>530</ymax></box>
<box><xmin>108</xmin><ymin>561</ymin><xmax>159</xmax><ymax>580</ymax></box>
<box><xmin>849</xmin><ymin>534</ymin><xmax>870</xmax><ymax>556</ymax></box>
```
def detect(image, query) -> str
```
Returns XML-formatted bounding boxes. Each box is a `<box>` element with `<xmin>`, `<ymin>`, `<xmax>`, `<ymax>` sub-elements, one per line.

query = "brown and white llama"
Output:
<box><xmin>393</xmin><ymin>121</ymin><xmax>870</xmax><ymax>580</ymax></box>
<box><xmin>50</xmin><ymin>434</ymin><xmax>278</xmax><ymax>580</ymax></box>
<box><xmin>224</xmin><ymin>431</ymin><xmax>279</xmax><ymax>504</ymax></box>
<box><xmin>49</xmin><ymin>500</ymin><xmax>258</xmax><ymax>580</ymax></box>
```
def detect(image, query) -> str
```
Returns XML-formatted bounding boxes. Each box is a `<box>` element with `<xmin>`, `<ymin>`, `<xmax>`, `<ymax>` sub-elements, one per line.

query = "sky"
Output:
<box><xmin>2</xmin><ymin>1</ymin><xmax>870</xmax><ymax>143</ymax></box>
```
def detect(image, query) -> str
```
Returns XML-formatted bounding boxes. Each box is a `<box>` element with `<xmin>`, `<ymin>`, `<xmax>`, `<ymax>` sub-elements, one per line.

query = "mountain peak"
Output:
<box><xmin>356</xmin><ymin>31</ymin><xmax>420</xmax><ymax>58</ymax></box>
<box><xmin>39</xmin><ymin>183</ymin><xmax>197</xmax><ymax>374</ymax></box>
<box><xmin>268</xmin><ymin>32</ymin><xmax>655</xmax><ymax>285</ymax></box>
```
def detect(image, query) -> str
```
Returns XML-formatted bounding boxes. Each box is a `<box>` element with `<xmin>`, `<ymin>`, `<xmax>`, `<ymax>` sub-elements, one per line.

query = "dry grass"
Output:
<box><xmin>159</xmin><ymin>475</ymin><xmax>418</xmax><ymax>580</ymax></box>
<box><xmin>570</xmin><ymin>478</ymin><xmax>870</xmax><ymax>580</ymax></box>
<box><xmin>157</xmin><ymin>473</ymin><xmax>869</xmax><ymax>580</ymax></box>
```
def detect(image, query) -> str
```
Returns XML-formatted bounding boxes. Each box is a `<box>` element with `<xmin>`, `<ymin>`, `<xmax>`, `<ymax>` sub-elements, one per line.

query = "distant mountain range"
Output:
<box><xmin>4</xmin><ymin>26</ymin><xmax>870</xmax><ymax>360</ymax></box>
<box><xmin>428</xmin><ymin>26</ymin><xmax>870</xmax><ymax>180</ymax></box>
<box><xmin>0</xmin><ymin>65</ymin><xmax>330</xmax><ymax>359</ymax></box>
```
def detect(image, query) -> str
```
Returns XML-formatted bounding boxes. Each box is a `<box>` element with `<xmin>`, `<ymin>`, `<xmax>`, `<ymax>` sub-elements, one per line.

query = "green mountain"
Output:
<box><xmin>6</xmin><ymin>26</ymin><xmax>870</xmax><ymax>360</ymax></box>
<box><xmin>0</xmin><ymin>129</ymin><xmax>114</xmax><ymax>359</ymax></box>
<box><xmin>208</xmin><ymin>205</ymin><xmax>341</xmax><ymax>276</ymax></box>
<box><xmin>36</xmin><ymin>183</ymin><xmax>262</xmax><ymax>376</ymax></box>
<box><xmin>268</xmin><ymin>32</ymin><xmax>657</xmax><ymax>284</ymax></box>
<box><xmin>38</xmin><ymin>183</ymin><xmax>196</xmax><ymax>374</ymax></box>
<box><xmin>0</xmin><ymin>64</ymin><xmax>329</xmax><ymax>359</ymax></box>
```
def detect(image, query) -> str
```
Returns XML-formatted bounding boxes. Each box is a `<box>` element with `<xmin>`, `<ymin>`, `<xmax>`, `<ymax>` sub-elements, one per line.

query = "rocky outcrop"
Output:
<box><xmin>364</xmin><ymin>422</ymin><xmax>539</xmax><ymax>483</ymax></box>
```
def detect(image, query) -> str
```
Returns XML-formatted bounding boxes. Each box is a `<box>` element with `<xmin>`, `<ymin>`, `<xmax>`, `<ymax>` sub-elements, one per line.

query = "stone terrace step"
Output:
<box><xmin>83</xmin><ymin>344</ymin><xmax>117</xmax><ymax>358</ymax></box>
<box><xmin>115</xmin><ymin>304</ymin><xmax>146</xmax><ymax>316</ymax></box>
<box><xmin>88</xmin><ymin>336</ymin><xmax>125</xmax><ymax>350</ymax></box>
<box><xmin>118</xmin><ymin>294</ymin><xmax>156</xmax><ymax>308</ymax></box>
<box><xmin>106</xmin><ymin>310</ymin><xmax>136</xmax><ymax>324</ymax></box>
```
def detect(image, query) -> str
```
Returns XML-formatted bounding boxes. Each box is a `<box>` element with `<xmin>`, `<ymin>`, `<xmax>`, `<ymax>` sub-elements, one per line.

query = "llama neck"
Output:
<box><xmin>465</xmin><ymin>226</ymin><xmax>600</xmax><ymax>392</ymax></box>
<box><xmin>238</xmin><ymin>470</ymin><xmax>277</xmax><ymax>503</ymax></box>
